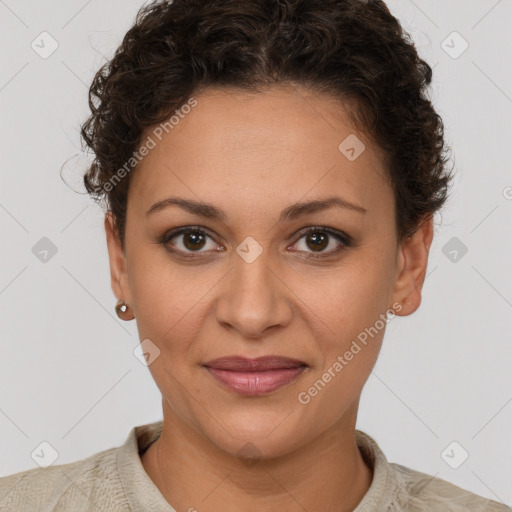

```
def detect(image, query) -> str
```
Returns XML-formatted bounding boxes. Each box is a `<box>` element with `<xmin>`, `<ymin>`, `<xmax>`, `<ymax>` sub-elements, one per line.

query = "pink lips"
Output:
<box><xmin>204</xmin><ymin>356</ymin><xmax>307</xmax><ymax>396</ymax></box>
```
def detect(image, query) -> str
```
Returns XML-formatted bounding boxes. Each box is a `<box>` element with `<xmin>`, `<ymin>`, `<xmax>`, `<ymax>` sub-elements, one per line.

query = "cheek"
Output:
<box><xmin>312</xmin><ymin>251</ymin><xmax>396</xmax><ymax>342</ymax></box>
<box><xmin>297</xmin><ymin>263</ymin><xmax>391</xmax><ymax>416</ymax></box>
<box><xmin>122</xmin><ymin>236</ymin><xmax>215</xmax><ymax>414</ymax></box>
<box><xmin>128</xmin><ymin>261</ymin><xmax>208</xmax><ymax>403</ymax></box>
<box><xmin>126</xmin><ymin>248</ymin><xmax>207</xmax><ymax>347</ymax></box>
<box><xmin>302</xmin><ymin>249</ymin><xmax>396</xmax><ymax>402</ymax></box>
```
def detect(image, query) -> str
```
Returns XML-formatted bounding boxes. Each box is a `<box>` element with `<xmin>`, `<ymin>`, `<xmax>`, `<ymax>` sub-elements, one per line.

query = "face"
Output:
<box><xmin>106</xmin><ymin>83</ymin><xmax>432</xmax><ymax>459</ymax></box>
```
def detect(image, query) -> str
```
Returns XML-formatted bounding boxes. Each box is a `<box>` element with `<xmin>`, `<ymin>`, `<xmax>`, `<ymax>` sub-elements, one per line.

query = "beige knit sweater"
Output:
<box><xmin>0</xmin><ymin>421</ymin><xmax>509</xmax><ymax>511</ymax></box>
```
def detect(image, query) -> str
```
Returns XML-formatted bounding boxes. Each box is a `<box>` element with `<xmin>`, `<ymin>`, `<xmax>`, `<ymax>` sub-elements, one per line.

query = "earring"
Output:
<box><xmin>115</xmin><ymin>299</ymin><xmax>135</xmax><ymax>321</ymax></box>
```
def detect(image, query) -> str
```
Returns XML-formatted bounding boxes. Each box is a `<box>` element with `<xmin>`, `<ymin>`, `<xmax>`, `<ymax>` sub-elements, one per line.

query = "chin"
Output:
<box><xmin>198</xmin><ymin>412</ymin><xmax>307</xmax><ymax>462</ymax></box>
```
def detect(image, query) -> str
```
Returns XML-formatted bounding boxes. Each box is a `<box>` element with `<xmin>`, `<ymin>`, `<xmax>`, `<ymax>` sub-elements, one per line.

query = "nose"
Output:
<box><xmin>214</xmin><ymin>248</ymin><xmax>293</xmax><ymax>339</ymax></box>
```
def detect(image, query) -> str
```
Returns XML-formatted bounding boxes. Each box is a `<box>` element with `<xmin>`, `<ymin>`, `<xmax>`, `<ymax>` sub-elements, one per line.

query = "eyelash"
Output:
<box><xmin>159</xmin><ymin>225</ymin><xmax>354</xmax><ymax>260</ymax></box>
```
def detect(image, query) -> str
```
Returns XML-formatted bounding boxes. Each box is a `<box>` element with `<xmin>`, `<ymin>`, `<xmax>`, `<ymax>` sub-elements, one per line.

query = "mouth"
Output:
<box><xmin>203</xmin><ymin>355</ymin><xmax>308</xmax><ymax>396</ymax></box>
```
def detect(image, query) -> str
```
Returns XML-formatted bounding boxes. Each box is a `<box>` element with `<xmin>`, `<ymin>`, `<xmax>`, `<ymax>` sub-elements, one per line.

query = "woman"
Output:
<box><xmin>0</xmin><ymin>0</ymin><xmax>509</xmax><ymax>510</ymax></box>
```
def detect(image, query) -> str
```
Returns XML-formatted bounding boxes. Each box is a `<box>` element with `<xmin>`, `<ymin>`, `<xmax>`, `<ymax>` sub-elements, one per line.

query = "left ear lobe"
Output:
<box><xmin>391</xmin><ymin>215</ymin><xmax>434</xmax><ymax>316</ymax></box>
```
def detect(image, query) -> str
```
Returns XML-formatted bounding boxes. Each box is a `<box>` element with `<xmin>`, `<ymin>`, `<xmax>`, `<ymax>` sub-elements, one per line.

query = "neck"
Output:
<box><xmin>141</xmin><ymin>401</ymin><xmax>373</xmax><ymax>512</ymax></box>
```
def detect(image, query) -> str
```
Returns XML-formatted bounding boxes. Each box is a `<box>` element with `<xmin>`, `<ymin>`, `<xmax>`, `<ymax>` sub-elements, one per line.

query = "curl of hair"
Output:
<box><xmin>81</xmin><ymin>0</ymin><xmax>453</xmax><ymax>247</ymax></box>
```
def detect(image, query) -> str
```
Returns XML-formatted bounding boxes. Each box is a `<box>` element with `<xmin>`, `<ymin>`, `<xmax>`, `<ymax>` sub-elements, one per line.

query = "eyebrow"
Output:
<box><xmin>146</xmin><ymin>195</ymin><xmax>367</xmax><ymax>221</ymax></box>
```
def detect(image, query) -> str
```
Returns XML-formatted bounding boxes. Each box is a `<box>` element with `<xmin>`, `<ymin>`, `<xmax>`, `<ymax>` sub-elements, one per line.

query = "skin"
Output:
<box><xmin>105</xmin><ymin>83</ymin><xmax>433</xmax><ymax>512</ymax></box>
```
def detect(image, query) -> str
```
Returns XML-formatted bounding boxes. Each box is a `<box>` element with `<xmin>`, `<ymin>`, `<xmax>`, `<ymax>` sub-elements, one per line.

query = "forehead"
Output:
<box><xmin>129</xmin><ymin>84</ymin><xmax>391</xmax><ymax>219</ymax></box>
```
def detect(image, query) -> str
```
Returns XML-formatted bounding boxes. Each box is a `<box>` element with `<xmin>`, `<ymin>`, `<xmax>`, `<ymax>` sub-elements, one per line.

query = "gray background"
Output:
<box><xmin>0</xmin><ymin>0</ymin><xmax>511</xmax><ymax>505</ymax></box>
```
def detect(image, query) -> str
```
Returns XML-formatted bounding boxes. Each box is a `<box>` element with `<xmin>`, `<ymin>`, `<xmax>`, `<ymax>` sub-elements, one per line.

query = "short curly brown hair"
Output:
<box><xmin>81</xmin><ymin>0</ymin><xmax>453</xmax><ymax>249</ymax></box>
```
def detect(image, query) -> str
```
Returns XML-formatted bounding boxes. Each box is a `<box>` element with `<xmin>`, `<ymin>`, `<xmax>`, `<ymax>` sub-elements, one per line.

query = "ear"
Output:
<box><xmin>105</xmin><ymin>212</ymin><xmax>132</xmax><ymax>304</ymax></box>
<box><xmin>391</xmin><ymin>215</ymin><xmax>434</xmax><ymax>316</ymax></box>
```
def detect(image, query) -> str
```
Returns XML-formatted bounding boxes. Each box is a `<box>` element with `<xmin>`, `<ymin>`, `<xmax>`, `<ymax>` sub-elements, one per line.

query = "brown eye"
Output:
<box><xmin>290</xmin><ymin>227</ymin><xmax>351</xmax><ymax>259</ymax></box>
<box><xmin>162</xmin><ymin>228</ymin><xmax>219</xmax><ymax>255</ymax></box>
<box><xmin>182</xmin><ymin>231</ymin><xmax>207</xmax><ymax>251</ymax></box>
<box><xmin>304</xmin><ymin>231</ymin><xmax>329</xmax><ymax>252</ymax></box>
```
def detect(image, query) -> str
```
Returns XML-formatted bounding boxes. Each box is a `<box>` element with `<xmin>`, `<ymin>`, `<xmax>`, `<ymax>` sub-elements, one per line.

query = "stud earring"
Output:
<box><xmin>115</xmin><ymin>299</ymin><xmax>135</xmax><ymax>321</ymax></box>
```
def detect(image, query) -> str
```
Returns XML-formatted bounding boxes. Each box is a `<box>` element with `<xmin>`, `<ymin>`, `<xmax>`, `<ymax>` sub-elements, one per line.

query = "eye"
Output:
<box><xmin>161</xmin><ymin>227</ymin><xmax>221</xmax><ymax>257</ymax></box>
<box><xmin>289</xmin><ymin>227</ymin><xmax>352</xmax><ymax>259</ymax></box>
<box><xmin>159</xmin><ymin>225</ymin><xmax>353</xmax><ymax>260</ymax></box>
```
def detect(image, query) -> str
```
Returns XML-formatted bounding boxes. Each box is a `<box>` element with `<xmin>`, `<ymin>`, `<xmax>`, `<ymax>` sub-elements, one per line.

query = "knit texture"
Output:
<box><xmin>0</xmin><ymin>421</ymin><xmax>509</xmax><ymax>511</ymax></box>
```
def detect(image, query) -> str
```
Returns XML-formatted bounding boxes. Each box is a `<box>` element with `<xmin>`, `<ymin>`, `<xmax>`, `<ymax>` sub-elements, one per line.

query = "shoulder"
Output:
<box><xmin>354</xmin><ymin>430</ymin><xmax>510</xmax><ymax>512</ymax></box>
<box><xmin>0</xmin><ymin>444</ymin><xmax>129</xmax><ymax>512</ymax></box>
<box><xmin>390</xmin><ymin>462</ymin><xmax>511</xmax><ymax>512</ymax></box>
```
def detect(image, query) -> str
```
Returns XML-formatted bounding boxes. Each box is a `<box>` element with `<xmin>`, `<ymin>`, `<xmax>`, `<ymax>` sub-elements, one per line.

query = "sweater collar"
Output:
<box><xmin>117</xmin><ymin>420</ymin><xmax>395</xmax><ymax>511</ymax></box>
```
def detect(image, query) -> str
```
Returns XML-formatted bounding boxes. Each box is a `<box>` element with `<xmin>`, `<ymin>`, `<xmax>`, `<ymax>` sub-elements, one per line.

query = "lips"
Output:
<box><xmin>203</xmin><ymin>356</ymin><xmax>308</xmax><ymax>396</ymax></box>
<box><xmin>204</xmin><ymin>355</ymin><xmax>307</xmax><ymax>371</ymax></box>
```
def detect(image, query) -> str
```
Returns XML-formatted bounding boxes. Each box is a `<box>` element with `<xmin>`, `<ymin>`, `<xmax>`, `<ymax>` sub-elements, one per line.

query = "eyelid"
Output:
<box><xmin>286</xmin><ymin>226</ymin><xmax>352</xmax><ymax>260</ymax></box>
<box><xmin>161</xmin><ymin>226</ymin><xmax>222</xmax><ymax>254</ymax></box>
<box><xmin>291</xmin><ymin>225</ymin><xmax>353</xmax><ymax>246</ymax></box>
<box><xmin>160</xmin><ymin>225</ymin><xmax>353</xmax><ymax>258</ymax></box>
